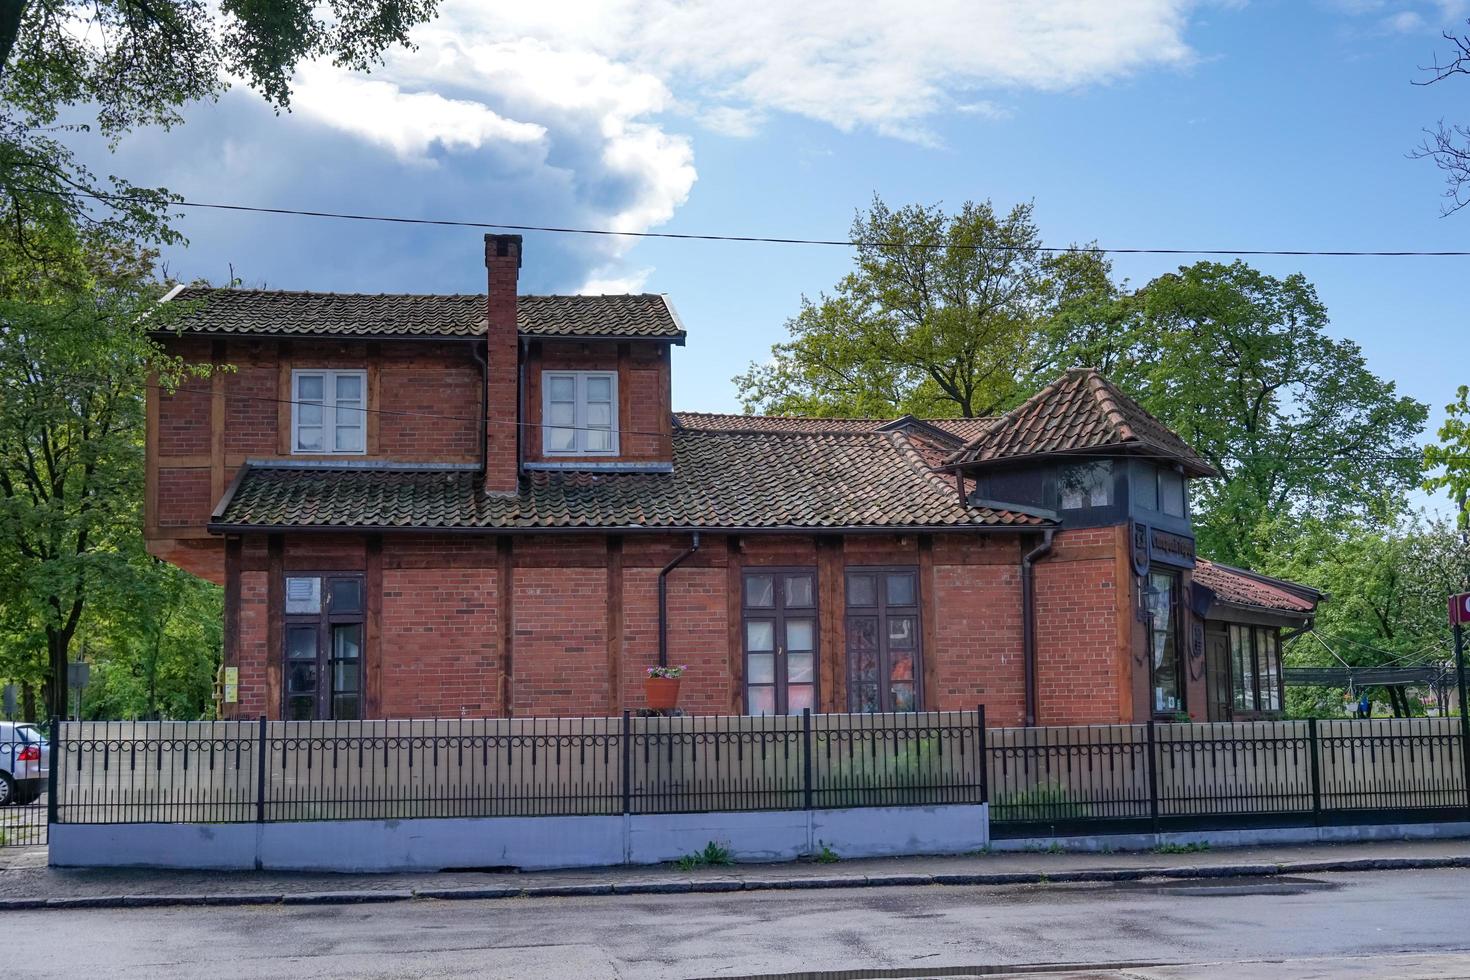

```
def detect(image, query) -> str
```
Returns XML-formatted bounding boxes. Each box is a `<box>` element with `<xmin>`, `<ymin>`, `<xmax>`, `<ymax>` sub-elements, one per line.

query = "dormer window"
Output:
<box><xmin>1059</xmin><ymin>460</ymin><xmax>1111</xmax><ymax>509</ymax></box>
<box><xmin>543</xmin><ymin>371</ymin><xmax>618</xmax><ymax>456</ymax></box>
<box><xmin>292</xmin><ymin>370</ymin><xmax>366</xmax><ymax>455</ymax></box>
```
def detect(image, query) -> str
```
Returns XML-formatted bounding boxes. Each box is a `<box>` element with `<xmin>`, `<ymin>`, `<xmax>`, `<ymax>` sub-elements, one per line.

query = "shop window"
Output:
<box><xmin>1230</xmin><ymin>625</ymin><xmax>1282</xmax><ymax>714</ymax></box>
<box><xmin>1148</xmin><ymin>570</ymin><xmax>1184</xmax><ymax>716</ymax></box>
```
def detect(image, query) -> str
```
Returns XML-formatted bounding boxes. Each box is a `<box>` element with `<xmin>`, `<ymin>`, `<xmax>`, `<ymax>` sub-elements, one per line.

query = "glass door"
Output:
<box><xmin>845</xmin><ymin>567</ymin><xmax>922</xmax><ymax>712</ymax></box>
<box><xmin>742</xmin><ymin>569</ymin><xmax>817</xmax><ymax>715</ymax></box>
<box><xmin>283</xmin><ymin>574</ymin><xmax>364</xmax><ymax>720</ymax></box>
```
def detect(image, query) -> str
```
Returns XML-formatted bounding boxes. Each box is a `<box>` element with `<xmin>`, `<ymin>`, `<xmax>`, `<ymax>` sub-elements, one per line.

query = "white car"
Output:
<box><xmin>0</xmin><ymin>723</ymin><xmax>48</xmax><ymax>806</ymax></box>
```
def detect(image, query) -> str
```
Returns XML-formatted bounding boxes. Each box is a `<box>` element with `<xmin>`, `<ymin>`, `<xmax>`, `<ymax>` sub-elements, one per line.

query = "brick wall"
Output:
<box><xmin>236</xmin><ymin>570</ymin><xmax>269</xmax><ymax>717</ymax></box>
<box><xmin>156</xmin><ymin>468</ymin><xmax>212</xmax><ymax>528</ymax></box>
<box><xmin>221</xmin><ymin>528</ymin><xmax>1141</xmax><ymax>726</ymax></box>
<box><xmin>381</xmin><ymin>566</ymin><xmax>502</xmax><ymax>717</ymax></box>
<box><xmin>512</xmin><ymin>566</ymin><xmax>610</xmax><ymax>716</ymax></box>
<box><xmin>1033</xmin><ymin>527</ymin><xmax>1123</xmax><ymax>726</ymax></box>
<box><xmin>157</xmin><ymin>383</ymin><xmax>211</xmax><ymax>456</ymax></box>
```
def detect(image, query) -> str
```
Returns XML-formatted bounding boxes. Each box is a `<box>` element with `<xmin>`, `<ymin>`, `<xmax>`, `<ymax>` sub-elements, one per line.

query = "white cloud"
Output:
<box><xmin>578</xmin><ymin>266</ymin><xmax>654</xmax><ymax>294</ymax></box>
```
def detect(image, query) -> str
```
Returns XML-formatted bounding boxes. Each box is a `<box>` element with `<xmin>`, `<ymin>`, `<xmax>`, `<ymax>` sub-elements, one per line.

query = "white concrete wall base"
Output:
<box><xmin>49</xmin><ymin>804</ymin><xmax>989</xmax><ymax>872</ymax></box>
<box><xmin>988</xmin><ymin>820</ymin><xmax>1470</xmax><ymax>854</ymax></box>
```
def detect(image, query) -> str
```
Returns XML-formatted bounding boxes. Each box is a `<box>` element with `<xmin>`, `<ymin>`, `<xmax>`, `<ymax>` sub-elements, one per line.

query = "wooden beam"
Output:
<box><xmin>498</xmin><ymin>536</ymin><xmax>515</xmax><ymax>717</ymax></box>
<box><xmin>727</xmin><ymin>535</ymin><xmax>744</xmax><ymax>713</ymax></box>
<box><xmin>210</xmin><ymin>339</ymin><xmax>227</xmax><ymax>505</ymax></box>
<box><xmin>223</xmin><ymin>536</ymin><xmax>242</xmax><ymax>719</ymax></box>
<box><xmin>145</xmin><ymin>370</ymin><xmax>160</xmax><ymax>536</ymax></box>
<box><xmin>266</xmin><ymin>534</ymin><xmax>284</xmax><ymax>720</ymax></box>
<box><xmin>818</xmin><ymin>536</ymin><xmax>845</xmax><ymax>713</ymax></box>
<box><xmin>919</xmin><ymin>534</ymin><xmax>939</xmax><ymax>713</ymax></box>
<box><xmin>606</xmin><ymin>535</ymin><xmax>624</xmax><ymax>714</ymax></box>
<box><xmin>365</xmin><ymin>534</ymin><xmax>383</xmax><ymax>718</ymax></box>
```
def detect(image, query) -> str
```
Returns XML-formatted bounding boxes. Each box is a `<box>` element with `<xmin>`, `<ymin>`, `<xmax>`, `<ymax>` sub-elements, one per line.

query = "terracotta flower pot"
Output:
<box><xmin>645</xmin><ymin>676</ymin><xmax>681</xmax><ymax>711</ymax></box>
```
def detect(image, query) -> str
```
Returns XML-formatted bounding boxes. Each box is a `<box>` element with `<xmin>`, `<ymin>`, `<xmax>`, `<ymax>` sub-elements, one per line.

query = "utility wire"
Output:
<box><xmin>23</xmin><ymin>185</ymin><xmax>1470</xmax><ymax>257</ymax></box>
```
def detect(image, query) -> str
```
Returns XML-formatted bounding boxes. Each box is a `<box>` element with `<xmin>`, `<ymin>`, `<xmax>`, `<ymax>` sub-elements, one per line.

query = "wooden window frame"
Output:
<box><xmin>541</xmin><ymin>370</ymin><xmax>619</xmax><ymax>457</ymax></box>
<box><xmin>291</xmin><ymin>369</ymin><xmax>367</xmax><ymax>456</ymax></box>
<box><xmin>1229</xmin><ymin>624</ymin><xmax>1284</xmax><ymax>717</ymax></box>
<box><xmin>740</xmin><ymin>567</ymin><xmax>819</xmax><ymax>716</ymax></box>
<box><xmin>282</xmin><ymin>572</ymin><xmax>365</xmax><ymax>720</ymax></box>
<box><xmin>1147</xmin><ymin>569</ymin><xmax>1186</xmax><ymax>718</ymax></box>
<box><xmin>844</xmin><ymin>566</ymin><xmax>923</xmax><ymax>713</ymax></box>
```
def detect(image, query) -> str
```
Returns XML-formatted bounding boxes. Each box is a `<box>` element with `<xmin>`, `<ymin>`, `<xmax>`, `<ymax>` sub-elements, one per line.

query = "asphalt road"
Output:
<box><xmin>9</xmin><ymin>867</ymin><xmax>1470</xmax><ymax>979</ymax></box>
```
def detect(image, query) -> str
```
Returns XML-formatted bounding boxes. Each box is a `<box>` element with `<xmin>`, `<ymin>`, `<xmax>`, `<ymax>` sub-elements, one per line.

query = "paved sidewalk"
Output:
<box><xmin>2</xmin><ymin>836</ymin><xmax>1469</xmax><ymax>910</ymax></box>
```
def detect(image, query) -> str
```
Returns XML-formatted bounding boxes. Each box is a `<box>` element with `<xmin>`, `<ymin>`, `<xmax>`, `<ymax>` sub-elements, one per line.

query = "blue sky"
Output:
<box><xmin>88</xmin><ymin>0</ymin><xmax>1468</xmax><ymax>510</ymax></box>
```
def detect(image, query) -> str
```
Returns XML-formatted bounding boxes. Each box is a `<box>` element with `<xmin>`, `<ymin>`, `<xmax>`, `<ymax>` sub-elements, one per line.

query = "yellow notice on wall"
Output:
<box><xmin>223</xmin><ymin>666</ymin><xmax>239</xmax><ymax>704</ymax></box>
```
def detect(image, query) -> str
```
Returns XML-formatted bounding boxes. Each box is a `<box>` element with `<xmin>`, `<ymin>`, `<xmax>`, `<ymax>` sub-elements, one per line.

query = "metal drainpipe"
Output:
<box><xmin>658</xmin><ymin>533</ymin><xmax>701</xmax><ymax>668</ymax></box>
<box><xmin>1021</xmin><ymin>529</ymin><xmax>1056</xmax><ymax>727</ymax></box>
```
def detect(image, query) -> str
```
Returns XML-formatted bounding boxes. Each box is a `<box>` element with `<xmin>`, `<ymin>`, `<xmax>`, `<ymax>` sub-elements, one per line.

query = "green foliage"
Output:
<box><xmin>675</xmin><ymin>840</ymin><xmax>734</xmax><ymax>870</ymax></box>
<box><xmin>1152</xmin><ymin>841</ymin><xmax>1210</xmax><ymax>854</ymax></box>
<box><xmin>1</xmin><ymin>0</ymin><xmax>439</xmax><ymax>255</ymax></box>
<box><xmin>1424</xmin><ymin>385</ymin><xmax>1470</xmax><ymax>528</ymax></box>
<box><xmin>810</xmin><ymin>841</ymin><xmax>840</xmax><ymax>864</ymax></box>
<box><xmin>991</xmin><ymin>784</ymin><xmax>1092</xmax><ymax>823</ymax></box>
<box><xmin>0</xmin><ymin>227</ymin><xmax>220</xmax><ymax>718</ymax></box>
<box><xmin>734</xmin><ymin>196</ymin><xmax>1118</xmax><ymax>418</ymax></box>
<box><xmin>1114</xmin><ymin>261</ymin><xmax>1428</xmax><ymax>568</ymax></box>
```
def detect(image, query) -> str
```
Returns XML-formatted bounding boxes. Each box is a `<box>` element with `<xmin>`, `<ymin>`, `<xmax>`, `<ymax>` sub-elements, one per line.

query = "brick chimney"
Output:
<box><xmin>484</xmin><ymin>234</ymin><xmax>522</xmax><ymax>494</ymax></box>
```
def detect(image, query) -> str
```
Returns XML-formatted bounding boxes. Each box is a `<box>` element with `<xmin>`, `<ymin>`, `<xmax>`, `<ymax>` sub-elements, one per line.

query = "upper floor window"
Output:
<box><xmin>1159</xmin><ymin>468</ymin><xmax>1187</xmax><ymax>518</ymax></box>
<box><xmin>543</xmin><ymin>371</ymin><xmax>618</xmax><ymax>456</ymax></box>
<box><xmin>1059</xmin><ymin>460</ymin><xmax>1111</xmax><ymax>509</ymax></box>
<box><xmin>293</xmin><ymin>370</ymin><xmax>366</xmax><ymax>455</ymax></box>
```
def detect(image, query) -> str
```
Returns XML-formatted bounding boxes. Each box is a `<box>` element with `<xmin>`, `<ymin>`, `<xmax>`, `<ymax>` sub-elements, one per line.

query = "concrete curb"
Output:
<box><xmin>4</xmin><ymin>854</ymin><xmax>1469</xmax><ymax>912</ymax></box>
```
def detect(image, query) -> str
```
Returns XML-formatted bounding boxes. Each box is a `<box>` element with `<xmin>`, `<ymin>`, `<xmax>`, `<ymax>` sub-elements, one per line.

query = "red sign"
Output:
<box><xmin>1451</xmin><ymin>593</ymin><xmax>1470</xmax><ymax>626</ymax></box>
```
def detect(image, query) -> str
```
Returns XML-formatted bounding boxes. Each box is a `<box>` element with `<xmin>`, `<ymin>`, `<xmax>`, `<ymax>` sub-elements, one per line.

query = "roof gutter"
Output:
<box><xmin>658</xmin><ymin>533</ymin><xmax>701</xmax><ymax>668</ymax></box>
<box><xmin>1021</xmin><ymin>529</ymin><xmax>1056</xmax><ymax>727</ymax></box>
<box><xmin>205</xmin><ymin>521</ymin><xmax>1050</xmax><ymax>536</ymax></box>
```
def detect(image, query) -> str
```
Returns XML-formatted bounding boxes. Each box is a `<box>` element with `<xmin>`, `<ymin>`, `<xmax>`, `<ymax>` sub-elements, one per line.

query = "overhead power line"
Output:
<box><xmin>23</xmin><ymin>186</ymin><xmax>1470</xmax><ymax>258</ymax></box>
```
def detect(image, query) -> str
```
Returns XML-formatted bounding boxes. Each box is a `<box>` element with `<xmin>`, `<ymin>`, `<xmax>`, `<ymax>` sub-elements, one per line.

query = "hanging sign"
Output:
<box><xmin>1450</xmin><ymin>593</ymin><xmax>1470</xmax><ymax>626</ymax></box>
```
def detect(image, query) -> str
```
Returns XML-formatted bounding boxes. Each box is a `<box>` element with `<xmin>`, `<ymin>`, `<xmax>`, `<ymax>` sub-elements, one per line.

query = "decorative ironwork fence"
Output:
<box><xmin>50</xmin><ymin>709</ymin><xmax>987</xmax><ymax>825</ymax></box>
<box><xmin>0</xmin><ymin>727</ymin><xmax>48</xmax><ymax>847</ymax></box>
<box><xmin>988</xmin><ymin>718</ymin><xmax>1470</xmax><ymax>838</ymax></box>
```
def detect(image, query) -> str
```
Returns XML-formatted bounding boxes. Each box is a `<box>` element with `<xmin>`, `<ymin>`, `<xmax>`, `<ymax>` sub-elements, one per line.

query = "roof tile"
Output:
<box><xmin>163</xmin><ymin>288</ymin><xmax>685</xmax><ymax>341</ymax></box>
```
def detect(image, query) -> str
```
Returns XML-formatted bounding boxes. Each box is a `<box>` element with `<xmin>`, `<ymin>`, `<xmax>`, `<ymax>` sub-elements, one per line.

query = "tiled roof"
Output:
<box><xmin>1194</xmin><ymin>559</ymin><xmax>1320</xmax><ymax>615</ymax></box>
<box><xmin>161</xmin><ymin>288</ymin><xmax>685</xmax><ymax>342</ymax></box>
<box><xmin>947</xmin><ymin>368</ymin><xmax>1218</xmax><ymax>477</ymax></box>
<box><xmin>672</xmin><ymin>413</ymin><xmax>996</xmax><ymax>440</ymax></box>
<box><xmin>214</xmin><ymin>431</ymin><xmax>1051</xmax><ymax>532</ymax></box>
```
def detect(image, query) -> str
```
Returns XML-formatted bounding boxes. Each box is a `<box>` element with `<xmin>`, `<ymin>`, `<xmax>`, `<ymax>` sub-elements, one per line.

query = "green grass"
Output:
<box><xmin>810</xmin><ymin>841</ymin><xmax>840</xmax><ymax>864</ymax></box>
<box><xmin>674</xmin><ymin>840</ymin><xmax>734</xmax><ymax>870</ymax></box>
<box><xmin>1152</xmin><ymin>841</ymin><xmax>1210</xmax><ymax>854</ymax></box>
<box><xmin>991</xmin><ymin>784</ymin><xmax>1093</xmax><ymax>822</ymax></box>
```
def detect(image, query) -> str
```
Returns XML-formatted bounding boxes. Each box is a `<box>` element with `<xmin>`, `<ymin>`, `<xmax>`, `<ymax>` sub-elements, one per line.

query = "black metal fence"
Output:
<box><xmin>0</xmin><ymin>728</ymin><xmax>48</xmax><ymax>847</ymax></box>
<box><xmin>51</xmin><ymin>709</ymin><xmax>987</xmax><ymax>825</ymax></box>
<box><xmin>988</xmin><ymin>718</ymin><xmax>1469</xmax><ymax>838</ymax></box>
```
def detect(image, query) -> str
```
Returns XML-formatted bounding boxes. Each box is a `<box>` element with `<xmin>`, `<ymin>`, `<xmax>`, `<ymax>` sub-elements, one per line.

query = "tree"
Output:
<box><xmin>1424</xmin><ymin>385</ymin><xmax>1470</xmax><ymax>528</ymax></box>
<box><xmin>0</xmin><ymin>227</ymin><xmax>209</xmax><ymax>719</ymax></box>
<box><xmin>1267</xmin><ymin>513</ymin><xmax>1470</xmax><ymax>718</ymax></box>
<box><xmin>734</xmin><ymin>197</ymin><xmax>1119</xmax><ymax>418</ymax></box>
<box><xmin>1</xmin><ymin>0</ymin><xmax>439</xmax><ymax>260</ymax></box>
<box><xmin>1411</xmin><ymin>20</ymin><xmax>1470</xmax><ymax>214</ymax></box>
<box><xmin>1114</xmin><ymin>261</ymin><xmax>1428</xmax><ymax>568</ymax></box>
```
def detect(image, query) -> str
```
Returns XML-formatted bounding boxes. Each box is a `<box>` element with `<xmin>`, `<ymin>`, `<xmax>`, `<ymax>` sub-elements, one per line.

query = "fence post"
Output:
<box><xmin>621</xmin><ymin>710</ymin><xmax>632</xmax><ymax>815</ymax></box>
<box><xmin>1307</xmin><ymin>718</ymin><xmax>1323</xmax><ymax>826</ymax></box>
<box><xmin>976</xmin><ymin>704</ymin><xmax>988</xmax><ymax>805</ymax></box>
<box><xmin>801</xmin><ymin>708</ymin><xmax>813</xmax><ymax>811</ymax></box>
<box><xmin>255</xmin><ymin>715</ymin><xmax>267</xmax><ymax>824</ymax></box>
<box><xmin>46</xmin><ymin>716</ymin><xmax>60</xmax><ymax>827</ymax></box>
<box><xmin>1145</xmin><ymin>720</ymin><xmax>1160</xmax><ymax>836</ymax></box>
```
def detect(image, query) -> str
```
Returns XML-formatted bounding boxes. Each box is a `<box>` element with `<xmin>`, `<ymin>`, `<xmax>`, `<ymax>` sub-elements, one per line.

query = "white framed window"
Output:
<box><xmin>292</xmin><ymin>370</ymin><xmax>367</xmax><ymax>455</ymax></box>
<box><xmin>542</xmin><ymin>371</ymin><xmax>618</xmax><ymax>456</ymax></box>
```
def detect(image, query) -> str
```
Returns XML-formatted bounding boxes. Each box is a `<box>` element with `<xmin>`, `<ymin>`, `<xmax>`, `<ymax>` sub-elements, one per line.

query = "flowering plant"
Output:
<box><xmin>646</xmin><ymin>665</ymin><xmax>687</xmax><ymax>679</ymax></box>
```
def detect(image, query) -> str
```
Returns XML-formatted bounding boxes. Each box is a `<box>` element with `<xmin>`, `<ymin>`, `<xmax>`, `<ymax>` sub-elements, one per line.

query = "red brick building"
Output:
<box><xmin>146</xmin><ymin>236</ymin><xmax>1320</xmax><ymax>725</ymax></box>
